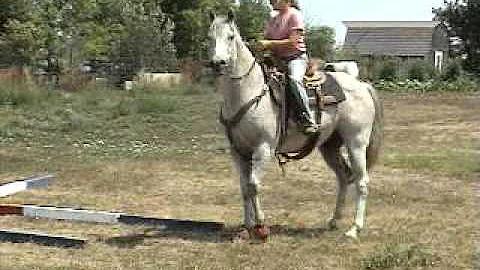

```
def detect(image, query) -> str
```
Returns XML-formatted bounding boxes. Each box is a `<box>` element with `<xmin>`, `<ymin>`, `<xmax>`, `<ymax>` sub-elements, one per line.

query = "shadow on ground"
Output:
<box><xmin>102</xmin><ymin>225</ymin><xmax>328</xmax><ymax>247</ymax></box>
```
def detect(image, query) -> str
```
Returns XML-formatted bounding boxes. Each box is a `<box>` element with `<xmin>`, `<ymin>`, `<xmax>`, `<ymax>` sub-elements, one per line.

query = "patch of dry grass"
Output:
<box><xmin>0</xmin><ymin>88</ymin><xmax>478</xmax><ymax>269</ymax></box>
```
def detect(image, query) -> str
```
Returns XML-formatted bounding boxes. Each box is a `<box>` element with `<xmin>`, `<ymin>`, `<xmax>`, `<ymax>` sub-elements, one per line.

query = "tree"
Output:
<box><xmin>161</xmin><ymin>0</ymin><xmax>234</xmax><ymax>60</ymax></box>
<box><xmin>236</xmin><ymin>0</ymin><xmax>270</xmax><ymax>41</ymax></box>
<box><xmin>0</xmin><ymin>0</ymin><xmax>39</xmax><ymax>66</ymax></box>
<box><xmin>108</xmin><ymin>0</ymin><xmax>177</xmax><ymax>79</ymax></box>
<box><xmin>306</xmin><ymin>26</ymin><xmax>335</xmax><ymax>61</ymax></box>
<box><xmin>434</xmin><ymin>0</ymin><xmax>480</xmax><ymax>74</ymax></box>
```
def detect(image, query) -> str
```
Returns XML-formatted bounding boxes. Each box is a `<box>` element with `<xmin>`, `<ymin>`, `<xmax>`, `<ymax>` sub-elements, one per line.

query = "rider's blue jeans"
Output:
<box><xmin>288</xmin><ymin>53</ymin><xmax>314</xmax><ymax>122</ymax></box>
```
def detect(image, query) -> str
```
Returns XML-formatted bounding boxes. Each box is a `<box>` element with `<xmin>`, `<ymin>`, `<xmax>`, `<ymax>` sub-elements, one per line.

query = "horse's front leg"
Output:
<box><xmin>232</xmin><ymin>144</ymin><xmax>269</xmax><ymax>240</ymax></box>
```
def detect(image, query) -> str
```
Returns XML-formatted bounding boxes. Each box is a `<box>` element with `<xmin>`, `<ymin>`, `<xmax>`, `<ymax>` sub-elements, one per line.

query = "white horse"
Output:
<box><xmin>324</xmin><ymin>61</ymin><xmax>360</xmax><ymax>78</ymax></box>
<box><xmin>208</xmin><ymin>11</ymin><xmax>383</xmax><ymax>240</ymax></box>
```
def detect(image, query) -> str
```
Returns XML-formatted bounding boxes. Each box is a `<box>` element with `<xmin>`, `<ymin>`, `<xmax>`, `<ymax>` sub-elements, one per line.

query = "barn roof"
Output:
<box><xmin>342</xmin><ymin>21</ymin><xmax>442</xmax><ymax>56</ymax></box>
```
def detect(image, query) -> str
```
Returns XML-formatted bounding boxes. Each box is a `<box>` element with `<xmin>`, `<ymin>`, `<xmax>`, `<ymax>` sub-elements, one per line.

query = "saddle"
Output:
<box><xmin>262</xmin><ymin>60</ymin><xmax>346</xmax><ymax>162</ymax></box>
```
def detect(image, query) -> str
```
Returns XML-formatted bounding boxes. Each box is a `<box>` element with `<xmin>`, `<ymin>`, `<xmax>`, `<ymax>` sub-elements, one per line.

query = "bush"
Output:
<box><xmin>377</xmin><ymin>60</ymin><xmax>397</xmax><ymax>81</ymax></box>
<box><xmin>407</xmin><ymin>59</ymin><xmax>434</xmax><ymax>81</ymax></box>
<box><xmin>374</xmin><ymin>76</ymin><xmax>479</xmax><ymax>92</ymax></box>
<box><xmin>442</xmin><ymin>59</ymin><xmax>463</xmax><ymax>82</ymax></box>
<box><xmin>59</xmin><ymin>68</ymin><xmax>96</xmax><ymax>91</ymax></box>
<box><xmin>0</xmin><ymin>78</ymin><xmax>54</xmax><ymax>106</ymax></box>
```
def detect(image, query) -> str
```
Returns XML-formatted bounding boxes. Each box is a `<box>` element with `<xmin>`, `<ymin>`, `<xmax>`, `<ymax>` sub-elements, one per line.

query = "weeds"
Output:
<box><xmin>360</xmin><ymin>243</ymin><xmax>439</xmax><ymax>269</ymax></box>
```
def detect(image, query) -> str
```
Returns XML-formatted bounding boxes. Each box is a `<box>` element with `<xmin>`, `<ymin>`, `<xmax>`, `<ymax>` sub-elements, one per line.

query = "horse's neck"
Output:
<box><xmin>223</xmin><ymin>39</ymin><xmax>264</xmax><ymax>116</ymax></box>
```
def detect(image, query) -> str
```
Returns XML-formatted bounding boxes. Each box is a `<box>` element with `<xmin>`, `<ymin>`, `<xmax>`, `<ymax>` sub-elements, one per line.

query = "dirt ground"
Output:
<box><xmin>0</xmin><ymin>92</ymin><xmax>478</xmax><ymax>269</ymax></box>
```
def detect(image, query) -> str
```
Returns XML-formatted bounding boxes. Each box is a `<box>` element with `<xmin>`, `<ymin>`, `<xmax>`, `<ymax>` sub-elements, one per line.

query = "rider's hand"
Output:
<box><xmin>256</xmin><ymin>40</ymin><xmax>273</xmax><ymax>51</ymax></box>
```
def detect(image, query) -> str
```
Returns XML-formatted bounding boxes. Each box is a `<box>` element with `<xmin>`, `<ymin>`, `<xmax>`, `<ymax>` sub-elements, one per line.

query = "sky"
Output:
<box><xmin>298</xmin><ymin>0</ymin><xmax>445</xmax><ymax>44</ymax></box>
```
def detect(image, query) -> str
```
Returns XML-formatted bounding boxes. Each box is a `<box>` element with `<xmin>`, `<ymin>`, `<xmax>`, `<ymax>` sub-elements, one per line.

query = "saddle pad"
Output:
<box><xmin>321</xmin><ymin>73</ymin><xmax>346</xmax><ymax>103</ymax></box>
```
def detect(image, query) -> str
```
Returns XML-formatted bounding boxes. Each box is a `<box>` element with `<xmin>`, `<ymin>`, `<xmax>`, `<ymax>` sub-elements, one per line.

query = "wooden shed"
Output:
<box><xmin>343</xmin><ymin>21</ymin><xmax>449</xmax><ymax>71</ymax></box>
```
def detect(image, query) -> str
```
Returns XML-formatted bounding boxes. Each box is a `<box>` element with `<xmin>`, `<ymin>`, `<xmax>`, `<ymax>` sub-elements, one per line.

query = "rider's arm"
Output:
<box><xmin>257</xmin><ymin>29</ymin><xmax>302</xmax><ymax>51</ymax></box>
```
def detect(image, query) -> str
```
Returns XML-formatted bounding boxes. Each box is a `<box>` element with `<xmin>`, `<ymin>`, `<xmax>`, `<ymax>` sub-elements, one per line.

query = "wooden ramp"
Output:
<box><xmin>0</xmin><ymin>204</ymin><xmax>224</xmax><ymax>233</ymax></box>
<box><xmin>0</xmin><ymin>174</ymin><xmax>54</xmax><ymax>197</ymax></box>
<box><xmin>0</xmin><ymin>229</ymin><xmax>86</xmax><ymax>248</ymax></box>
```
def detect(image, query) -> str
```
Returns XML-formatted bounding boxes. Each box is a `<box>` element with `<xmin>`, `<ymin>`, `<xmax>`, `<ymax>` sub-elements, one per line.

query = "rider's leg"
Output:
<box><xmin>288</xmin><ymin>54</ymin><xmax>318</xmax><ymax>134</ymax></box>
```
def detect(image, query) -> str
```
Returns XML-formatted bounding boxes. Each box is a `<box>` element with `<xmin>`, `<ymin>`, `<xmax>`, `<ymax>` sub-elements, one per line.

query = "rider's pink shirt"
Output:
<box><xmin>264</xmin><ymin>7</ymin><xmax>306</xmax><ymax>60</ymax></box>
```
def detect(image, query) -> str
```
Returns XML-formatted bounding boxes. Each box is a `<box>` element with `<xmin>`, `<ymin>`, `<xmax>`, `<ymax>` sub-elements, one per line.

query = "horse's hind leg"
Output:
<box><xmin>319</xmin><ymin>132</ymin><xmax>352</xmax><ymax>230</ymax></box>
<box><xmin>344</xmin><ymin>134</ymin><xmax>370</xmax><ymax>239</ymax></box>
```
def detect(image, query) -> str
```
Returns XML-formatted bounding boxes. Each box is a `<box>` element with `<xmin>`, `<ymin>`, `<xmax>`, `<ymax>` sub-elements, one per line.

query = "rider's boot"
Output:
<box><xmin>288</xmin><ymin>79</ymin><xmax>319</xmax><ymax>135</ymax></box>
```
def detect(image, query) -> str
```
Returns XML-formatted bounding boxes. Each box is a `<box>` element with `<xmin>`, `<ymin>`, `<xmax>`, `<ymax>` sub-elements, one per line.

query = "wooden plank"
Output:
<box><xmin>118</xmin><ymin>215</ymin><xmax>224</xmax><ymax>233</ymax></box>
<box><xmin>0</xmin><ymin>205</ymin><xmax>23</xmax><ymax>215</ymax></box>
<box><xmin>1</xmin><ymin>204</ymin><xmax>224</xmax><ymax>232</ymax></box>
<box><xmin>25</xmin><ymin>174</ymin><xmax>54</xmax><ymax>189</ymax></box>
<box><xmin>0</xmin><ymin>174</ymin><xmax>54</xmax><ymax>197</ymax></box>
<box><xmin>22</xmin><ymin>205</ymin><xmax>122</xmax><ymax>224</ymax></box>
<box><xmin>0</xmin><ymin>229</ymin><xmax>86</xmax><ymax>248</ymax></box>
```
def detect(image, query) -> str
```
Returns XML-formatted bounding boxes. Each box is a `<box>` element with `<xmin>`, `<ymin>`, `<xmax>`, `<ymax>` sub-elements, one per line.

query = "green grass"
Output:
<box><xmin>0</xmin><ymin>81</ymin><xmax>223</xmax><ymax>177</ymax></box>
<box><xmin>0</xmin><ymin>82</ymin><xmax>478</xmax><ymax>270</ymax></box>
<box><xmin>383</xmin><ymin>146</ymin><xmax>480</xmax><ymax>175</ymax></box>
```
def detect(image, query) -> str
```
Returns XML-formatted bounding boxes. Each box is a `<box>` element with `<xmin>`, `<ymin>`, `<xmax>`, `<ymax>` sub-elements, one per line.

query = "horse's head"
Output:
<box><xmin>208</xmin><ymin>9</ymin><xmax>238</xmax><ymax>74</ymax></box>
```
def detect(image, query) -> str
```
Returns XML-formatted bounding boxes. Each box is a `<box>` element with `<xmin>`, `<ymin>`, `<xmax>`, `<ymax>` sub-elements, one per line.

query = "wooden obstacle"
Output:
<box><xmin>0</xmin><ymin>229</ymin><xmax>86</xmax><ymax>248</ymax></box>
<box><xmin>0</xmin><ymin>174</ymin><xmax>223</xmax><ymax>247</ymax></box>
<box><xmin>0</xmin><ymin>204</ymin><xmax>224</xmax><ymax>233</ymax></box>
<box><xmin>0</xmin><ymin>174</ymin><xmax>54</xmax><ymax>197</ymax></box>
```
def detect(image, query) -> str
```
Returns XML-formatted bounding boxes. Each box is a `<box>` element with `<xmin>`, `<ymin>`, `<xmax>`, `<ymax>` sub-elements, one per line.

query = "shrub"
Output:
<box><xmin>442</xmin><ymin>59</ymin><xmax>463</xmax><ymax>82</ymax></box>
<box><xmin>0</xmin><ymin>78</ymin><xmax>54</xmax><ymax>106</ymax></box>
<box><xmin>407</xmin><ymin>59</ymin><xmax>434</xmax><ymax>81</ymax></box>
<box><xmin>377</xmin><ymin>60</ymin><xmax>397</xmax><ymax>81</ymax></box>
<box><xmin>59</xmin><ymin>68</ymin><xmax>96</xmax><ymax>91</ymax></box>
<box><xmin>374</xmin><ymin>77</ymin><xmax>479</xmax><ymax>92</ymax></box>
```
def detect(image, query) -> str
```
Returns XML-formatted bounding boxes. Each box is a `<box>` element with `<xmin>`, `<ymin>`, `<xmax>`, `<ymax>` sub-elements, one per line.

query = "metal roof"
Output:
<box><xmin>342</xmin><ymin>21</ymin><xmax>442</xmax><ymax>56</ymax></box>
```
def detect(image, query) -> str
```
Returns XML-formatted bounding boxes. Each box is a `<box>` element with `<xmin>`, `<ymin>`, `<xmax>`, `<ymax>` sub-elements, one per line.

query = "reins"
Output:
<box><xmin>218</xmin><ymin>55</ymin><xmax>273</xmax><ymax>159</ymax></box>
<box><xmin>219</xmin><ymin>73</ymin><xmax>269</xmax><ymax>158</ymax></box>
<box><xmin>229</xmin><ymin>59</ymin><xmax>257</xmax><ymax>80</ymax></box>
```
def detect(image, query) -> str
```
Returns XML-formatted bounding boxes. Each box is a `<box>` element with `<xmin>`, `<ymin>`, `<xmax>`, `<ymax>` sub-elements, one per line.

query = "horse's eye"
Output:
<box><xmin>228</xmin><ymin>35</ymin><xmax>234</xmax><ymax>41</ymax></box>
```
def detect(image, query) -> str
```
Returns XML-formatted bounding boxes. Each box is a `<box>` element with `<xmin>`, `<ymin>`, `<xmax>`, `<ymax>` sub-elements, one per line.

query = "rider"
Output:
<box><xmin>257</xmin><ymin>0</ymin><xmax>318</xmax><ymax>135</ymax></box>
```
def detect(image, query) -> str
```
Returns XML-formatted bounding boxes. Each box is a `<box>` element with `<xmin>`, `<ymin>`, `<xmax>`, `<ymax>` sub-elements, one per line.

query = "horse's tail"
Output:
<box><xmin>366</xmin><ymin>84</ymin><xmax>384</xmax><ymax>171</ymax></box>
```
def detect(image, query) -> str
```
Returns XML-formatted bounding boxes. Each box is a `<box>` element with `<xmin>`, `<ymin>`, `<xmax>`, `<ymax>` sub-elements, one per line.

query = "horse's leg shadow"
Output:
<box><xmin>103</xmin><ymin>227</ymin><xmax>231</xmax><ymax>247</ymax></box>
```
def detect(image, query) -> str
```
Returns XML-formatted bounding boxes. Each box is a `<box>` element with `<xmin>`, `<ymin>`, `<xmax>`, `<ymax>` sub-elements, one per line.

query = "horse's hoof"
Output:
<box><xmin>231</xmin><ymin>227</ymin><xmax>250</xmax><ymax>243</ymax></box>
<box><xmin>252</xmin><ymin>225</ymin><xmax>270</xmax><ymax>242</ymax></box>
<box><xmin>327</xmin><ymin>218</ymin><xmax>338</xmax><ymax>231</ymax></box>
<box><xmin>344</xmin><ymin>226</ymin><xmax>359</xmax><ymax>240</ymax></box>
<box><xmin>337</xmin><ymin>234</ymin><xmax>358</xmax><ymax>244</ymax></box>
<box><xmin>231</xmin><ymin>225</ymin><xmax>269</xmax><ymax>243</ymax></box>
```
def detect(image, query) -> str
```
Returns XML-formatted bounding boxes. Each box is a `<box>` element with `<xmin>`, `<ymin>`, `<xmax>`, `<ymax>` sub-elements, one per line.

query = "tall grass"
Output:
<box><xmin>360</xmin><ymin>244</ymin><xmax>438</xmax><ymax>269</ymax></box>
<box><xmin>0</xmin><ymin>79</ymin><xmax>56</xmax><ymax>106</ymax></box>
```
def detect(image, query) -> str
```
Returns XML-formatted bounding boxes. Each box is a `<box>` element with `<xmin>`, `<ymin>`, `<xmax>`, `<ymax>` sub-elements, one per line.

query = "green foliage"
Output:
<box><xmin>434</xmin><ymin>0</ymin><xmax>480</xmax><ymax>74</ymax></box>
<box><xmin>375</xmin><ymin>77</ymin><xmax>479</xmax><ymax>92</ymax></box>
<box><xmin>335</xmin><ymin>49</ymin><xmax>360</xmax><ymax>61</ymax></box>
<box><xmin>165</xmin><ymin>0</ymin><xmax>234</xmax><ymax>60</ymax></box>
<box><xmin>441</xmin><ymin>58</ymin><xmax>463</xmax><ymax>81</ymax></box>
<box><xmin>107</xmin><ymin>1</ymin><xmax>177</xmax><ymax>81</ymax></box>
<box><xmin>236</xmin><ymin>0</ymin><xmax>270</xmax><ymax>41</ymax></box>
<box><xmin>406</xmin><ymin>59</ymin><xmax>435</xmax><ymax>81</ymax></box>
<box><xmin>0</xmin><ymin>0</ymin><xmax>177</xmax><ymax>81</ymax></box>
<box><xmin>0</xmin><ymin>79</ymin><xmax>52</xmax><ymax>106</ymax></box>
<box><xmin>306</xmin><ymin>26</ymin><xmax>336</xmax><ymax>61</ymax></box>
<box><xmin>0</xmin><ymin>0</ymin><xmax>40</xmax><ymax>65</ymax></box>
<box><xmin>377</xmin><ymin>60</ymin><xmax>397</xmax><ymax>81</ymax></box>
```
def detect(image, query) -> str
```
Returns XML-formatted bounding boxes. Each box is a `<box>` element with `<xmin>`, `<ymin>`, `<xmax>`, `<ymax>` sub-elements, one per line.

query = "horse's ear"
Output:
<box><xmin>209</xmin><ymin>11</ymin><xmax>216</xmax><ymax>22</ymax></box>
<box><xmin>227</xmin><ymin>8</ymin><xmax>235</xmax><ymax>23</ymax></box>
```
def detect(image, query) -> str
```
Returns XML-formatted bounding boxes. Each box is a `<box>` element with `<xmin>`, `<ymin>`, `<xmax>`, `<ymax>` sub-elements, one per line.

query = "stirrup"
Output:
<box><xmin>300</xmin><ymin>123</ymin><xmax>319</xmax><ymax>135</ymax></box>
<box><xmin>302</xmin><ymin>125</ymin><xmax>319</xmax><ymax>135</ymax></box>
